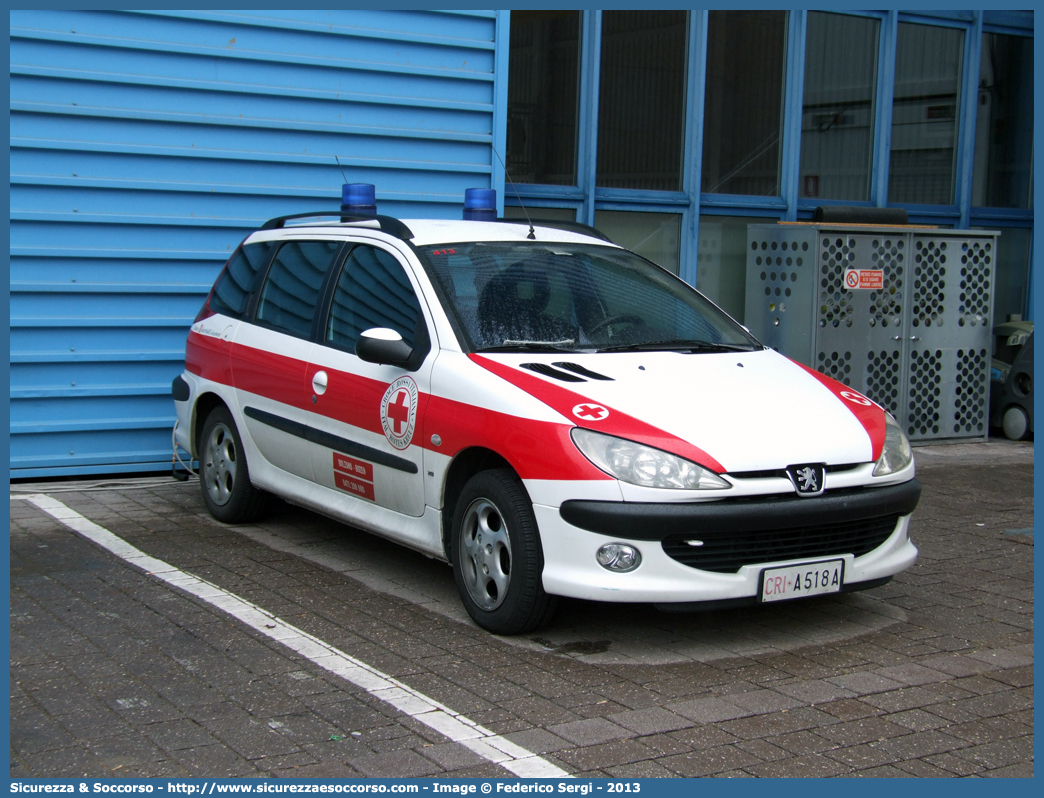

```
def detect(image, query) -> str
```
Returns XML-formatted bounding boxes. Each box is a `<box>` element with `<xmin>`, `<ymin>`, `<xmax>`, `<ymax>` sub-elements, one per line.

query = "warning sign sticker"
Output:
<box><xmin>844</xmin><ymin>269</ymin><xmax>884</xmax><ymax>290</ymax></box>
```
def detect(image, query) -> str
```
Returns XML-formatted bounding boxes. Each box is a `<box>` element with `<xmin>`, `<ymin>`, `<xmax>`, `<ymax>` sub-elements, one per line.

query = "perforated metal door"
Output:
<box><xmin>813</xmin><ymin>232</ymin><xmax>911</xmax><ymax>417</ymax></box>
<box><xmin>903</xmin><ymin>235</ymin><xmax>995</xmax><ymax>440</ymax></box>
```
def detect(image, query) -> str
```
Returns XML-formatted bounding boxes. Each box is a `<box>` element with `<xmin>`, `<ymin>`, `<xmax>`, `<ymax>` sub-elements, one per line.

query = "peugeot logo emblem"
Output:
<box><xmin>787</xmin><ymin>464</ymin><xmax>825</xmax><ymax>497</ymax></box>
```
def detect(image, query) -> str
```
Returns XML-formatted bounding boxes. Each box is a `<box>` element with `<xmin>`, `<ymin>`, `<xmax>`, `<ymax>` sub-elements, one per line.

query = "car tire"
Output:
<box><xmin>1002</xmin><ymin>405</ymin><xmax>1030</xmax><ymax>441</ymax></box>
<box><xmin>450</xmin><ymin>469</ymin><xmax>557</xmax><ymax>634</ymax></box>
<box><xmin>199</xmin><ymin>406</ymin><xmax>268</xmax><ymax>523</ymax></box>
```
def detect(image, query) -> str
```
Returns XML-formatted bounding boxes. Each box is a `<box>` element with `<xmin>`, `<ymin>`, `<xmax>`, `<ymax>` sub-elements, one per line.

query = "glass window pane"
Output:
<box><xmin>696</xmin><ymin>215</ymin><xmax>766</xmax><ymax>323</ymax></box>
<box><xmin>502</xmin><ymin>205</ymin><xmax>576</xmax><ymax>222</ymax></box>
<box><xmin>888</xmin><ymin>23</ymin><xmax>964</xmax><ymax>206</ymax></box>
<box><xmin>256</xmin><ymin>241</ymin><xmax>339</xmax><ymax>339</ymax></box>
<box><xmin>596</xmin><ymin>11</ymin><xmax>688</xmax><ymax>191</ymax></box>
<box><xmin>702</xmin><ymin>11</ymin><xmax>787</xmax><ymax>196</ymax></box>
<box><xmin>210</xmin><ymin>241</ymin><xmax>275</xmax><ymax>319</ymax></box>
<box><xmin>972</xmin><ymin>33</ymin><xmax>1033</xmax><ymax>209</ymax></box>
<box><xmin>508</xmin><ymin>11</ymin><xmax>581</xmax><ymax>186</ymax></box>
<box><xmin>419</xmin><ymin>242</ymin><xmax>755</xmax><ymax>352</ymax></box>
<box><xmin>973</xmin><ymin>226</ymin><xmax>1032</xmax><ymax>323</ymax></box>
<box><xmin>594</xmin><ymin>210</ymin><xmax>682</xmax><ymax>275</ymax></box>
<box><xmin>800</xmin><ymin>13</ymin><xmax>879</xmax><ymax>201</ymax></box>
<box><xmin>326</xmin><ymin>246</ymin><xmax>423</xmax><ymax>353</ymax></box>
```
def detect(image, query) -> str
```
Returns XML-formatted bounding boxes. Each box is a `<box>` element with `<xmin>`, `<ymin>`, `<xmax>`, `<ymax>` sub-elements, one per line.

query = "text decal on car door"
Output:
<box><xmin>333</xmin><ymin>452</ymin><xmax>375</xmax><ymax>501</ymax></box>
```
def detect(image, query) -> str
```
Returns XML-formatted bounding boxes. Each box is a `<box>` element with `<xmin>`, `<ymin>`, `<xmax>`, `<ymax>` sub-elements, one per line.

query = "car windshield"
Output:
<box><xmin>417</xmin><ymin>242</ymin><xmax>761</xmax><ymax>353</ymax></box>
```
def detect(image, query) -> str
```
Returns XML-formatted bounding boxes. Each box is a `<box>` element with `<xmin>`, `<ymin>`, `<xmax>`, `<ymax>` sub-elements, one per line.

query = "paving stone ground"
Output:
<box><xmin>9</xmin><ymin>441</ymin><xmax>1033</xmax><ymax>778</ymax></box>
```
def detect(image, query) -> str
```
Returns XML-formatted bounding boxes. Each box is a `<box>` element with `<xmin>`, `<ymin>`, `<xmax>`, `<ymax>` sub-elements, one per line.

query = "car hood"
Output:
<box><xmin>470</xmin><ymin>349</ymin><xmax>886</xmax><ymax>473</ymax></box>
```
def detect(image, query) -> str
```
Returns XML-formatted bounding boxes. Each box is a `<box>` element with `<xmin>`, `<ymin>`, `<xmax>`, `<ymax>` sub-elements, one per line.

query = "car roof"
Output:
<box><xmin>252</xmin><ymin>218</ymin><xmax>616</xmax><ymax>249</ymax></box>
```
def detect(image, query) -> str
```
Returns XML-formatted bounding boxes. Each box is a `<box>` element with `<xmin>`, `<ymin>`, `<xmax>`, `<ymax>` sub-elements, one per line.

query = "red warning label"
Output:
<box><xmin>844</xmin><ymin>269</ymin><xmax>884</xmax><ymax>290</ymax></box>
<box><xmin>333</xmin><ymin>453</ymin><xmax>372</xmax><ymax>481</ymax></box>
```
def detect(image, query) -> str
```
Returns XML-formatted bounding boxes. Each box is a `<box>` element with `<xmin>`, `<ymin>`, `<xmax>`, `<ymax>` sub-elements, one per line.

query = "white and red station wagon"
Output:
<box><xmin>173</xmin><ymin>186</ymin><xmax>920</xmax><ymax>634</ymax></box>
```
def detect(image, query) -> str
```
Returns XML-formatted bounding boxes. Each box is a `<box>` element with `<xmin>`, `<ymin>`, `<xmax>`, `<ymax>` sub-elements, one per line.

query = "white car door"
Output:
<box><xmin>304</xmin><ymin>242</ymin><xmax>435</xmax><ymax>517</ymax></box>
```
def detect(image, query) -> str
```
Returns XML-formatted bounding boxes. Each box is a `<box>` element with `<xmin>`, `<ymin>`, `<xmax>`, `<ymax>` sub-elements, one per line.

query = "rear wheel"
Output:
<box><xmin>450</xmin><ymin>469</ymin><xmax>557</xmax><ymax>634</ymax></box>
<box><xmin>199</xmin><ymin>406</ymin><xmax>267</xmax><ymax>523</ymax></box>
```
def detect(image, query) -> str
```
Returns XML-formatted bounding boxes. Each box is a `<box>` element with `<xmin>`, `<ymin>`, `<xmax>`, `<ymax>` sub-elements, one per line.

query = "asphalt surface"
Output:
<box><xmin>9</xmin><ymin>440</ymin><xmax>1034</xmax><ymax>778</ymax></box>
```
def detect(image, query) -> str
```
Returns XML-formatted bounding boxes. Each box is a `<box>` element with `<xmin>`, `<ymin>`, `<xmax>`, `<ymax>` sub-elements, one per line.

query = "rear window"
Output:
<box><xmin>209</xmin><ymin>242</ymin><xmax>276</xmax><ymax>319</ymax></box>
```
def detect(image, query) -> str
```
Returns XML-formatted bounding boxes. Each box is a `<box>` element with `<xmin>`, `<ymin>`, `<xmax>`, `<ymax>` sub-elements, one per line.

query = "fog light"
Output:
<box><xmin>596</xmin><ymin>543</ymin><xmax>641</xmax><ymax>573</ymax></box>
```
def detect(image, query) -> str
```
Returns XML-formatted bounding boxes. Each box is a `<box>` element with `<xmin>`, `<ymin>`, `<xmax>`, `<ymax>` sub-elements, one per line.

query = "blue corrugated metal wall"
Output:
<box><xmin>10</xmin><ymin>9</ymin><xmax>505</xmax><ymax>478</ymax></box>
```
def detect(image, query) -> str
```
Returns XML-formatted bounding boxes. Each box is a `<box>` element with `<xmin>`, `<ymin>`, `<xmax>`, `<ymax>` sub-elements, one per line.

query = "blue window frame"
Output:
<box><xmin>503</xmin><ymin>10</ymin><xmax>1033</xmax><ymax>320</ymax></box>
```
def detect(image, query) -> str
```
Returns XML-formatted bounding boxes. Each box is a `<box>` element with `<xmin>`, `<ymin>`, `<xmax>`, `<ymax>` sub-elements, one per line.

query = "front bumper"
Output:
<box><xmin>537</xmin><ymin>480</ymin><xmax>920</xmax><ymax>604</ymax></box>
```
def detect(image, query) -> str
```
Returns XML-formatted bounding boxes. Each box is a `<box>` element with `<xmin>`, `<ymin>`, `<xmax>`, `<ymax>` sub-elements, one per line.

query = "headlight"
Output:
<box><xmin>873</xmin><ymin>413</ymin><xmax>913</xmax><ymax>476</ymax></box>
<box><xmin>571</xmin><ymin>428</ymin><xmax>729</xmax><ymax>490</ymax></box>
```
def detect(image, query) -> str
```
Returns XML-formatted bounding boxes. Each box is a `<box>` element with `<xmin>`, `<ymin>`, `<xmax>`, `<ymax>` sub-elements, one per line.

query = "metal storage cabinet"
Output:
<box><xmin>744</xmin><ymin>223</ymin><xmax>999</xmax><ymax>442</ymax></box>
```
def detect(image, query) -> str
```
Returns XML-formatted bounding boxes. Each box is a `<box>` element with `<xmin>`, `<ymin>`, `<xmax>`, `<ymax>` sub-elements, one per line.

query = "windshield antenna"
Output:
<box><xmin>491</xmin><ymin>145</ymin><xmax>535</xmax><ymax>240</ymax></box>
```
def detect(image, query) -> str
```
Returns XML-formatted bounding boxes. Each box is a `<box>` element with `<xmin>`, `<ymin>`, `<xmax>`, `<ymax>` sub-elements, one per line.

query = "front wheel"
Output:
<box><xmin>199</xmin><ymin>406</ymin><xmax>268</xmax><ymax>523</ymax></box>
<box><xmin>450</xmin><ymin>469</ymin><xmax>557</xmax><ymax>634</ymax></box>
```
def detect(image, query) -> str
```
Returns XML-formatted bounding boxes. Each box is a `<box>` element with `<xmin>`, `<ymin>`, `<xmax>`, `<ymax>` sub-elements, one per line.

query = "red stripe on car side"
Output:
<box><xmin>424</xmin><ymin>395</ymin><xmax>610</xmax><ymax>481</ymax></box>
<box><xmin>791</xmin><ymin>361</ymin><xmax>886</xmax><ymax>461</ymax></box>
<box><xmin>186</xmin><ymin>336</ymin><xmax>609</xmax><ymax>482</ymax></box>
<box><xmin>469</xmin><ymin>354</ymin><xmax>727</xmax><ymax>473</ymax></box>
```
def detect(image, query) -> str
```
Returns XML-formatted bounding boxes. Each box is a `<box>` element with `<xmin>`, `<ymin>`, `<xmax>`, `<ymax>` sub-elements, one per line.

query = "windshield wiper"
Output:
<box><xmin>476</xmin><ymin>339</ymin><xmax>578</xmax><ymax>353</ymax></box>
<box><xmin>598</xmin><ymin>339</ymin><xmax>760</xmax><ymax>353</ymax></box>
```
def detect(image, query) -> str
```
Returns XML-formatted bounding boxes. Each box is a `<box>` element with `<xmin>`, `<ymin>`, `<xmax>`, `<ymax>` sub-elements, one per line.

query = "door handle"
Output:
<box><xmin>312</xmin><ymin>371</ymin><xmax>328</xmax><ymax>396</ymax></box>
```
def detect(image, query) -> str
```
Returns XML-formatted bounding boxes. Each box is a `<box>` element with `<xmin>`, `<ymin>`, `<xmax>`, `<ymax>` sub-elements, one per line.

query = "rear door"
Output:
<box><xmin>305</xmin><ymin>242</ymin><xmax>435</xmax><ymax>517</ymax></box>
<box><xmin>231</xmin><ymin>238</ymin><xmax>343</xmax><ymax>482</ymax></box>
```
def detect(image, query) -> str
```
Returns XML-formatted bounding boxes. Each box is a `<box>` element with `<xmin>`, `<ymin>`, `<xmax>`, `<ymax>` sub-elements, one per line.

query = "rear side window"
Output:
<box><xmin>209</xmin><ymin>242</ymin><xmax>275</xmax><ymax>318</ymax></box>
<box><xmin>326</xmin><ymin>246</ymin><xmax>424</xmax><ymax>352</ymax></box>
<box><xmin>256</xmin><ymin>241</ymin><xmax>340</xmax><ymax>339</ymax></box>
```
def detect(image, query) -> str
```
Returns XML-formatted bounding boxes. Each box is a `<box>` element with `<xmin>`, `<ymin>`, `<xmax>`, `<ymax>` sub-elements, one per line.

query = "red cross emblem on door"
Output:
<box><xmin>572</xmin><ymin>403</ymin><xmax>609</xmax><ymax>421</ymax></box>
<box><xmin>380</xmin><ymin>376</ymin><xmax>419</xmax><ymax>449</ymax></box>
<box><xmin>387</xmin><ymin>390</ymin><xmax>411</xmax><ymax>435</ymax></box>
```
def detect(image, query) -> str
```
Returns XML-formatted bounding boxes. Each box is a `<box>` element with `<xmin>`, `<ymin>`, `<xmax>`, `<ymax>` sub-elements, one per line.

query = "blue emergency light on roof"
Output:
<box><xmin>463</xmin><ymin>188</ymin><xmax>497</xmax><ymax>221</ymax></box>
<box><xmin>341</xmin><ymin>183</ymin><xmax>377</xmax><ymax>218</ymax></box>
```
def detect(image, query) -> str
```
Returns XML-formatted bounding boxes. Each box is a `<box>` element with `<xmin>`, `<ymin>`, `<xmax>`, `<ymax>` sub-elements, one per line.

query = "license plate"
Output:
<box><xmin>759</xmin><ymin>559</ymin><xmax>844</xmax><ymax>603</ymax></box>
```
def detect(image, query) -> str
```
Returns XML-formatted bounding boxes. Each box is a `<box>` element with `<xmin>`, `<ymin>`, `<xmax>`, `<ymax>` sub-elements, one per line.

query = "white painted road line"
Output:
<box><xmin>22</xmin><ymin>493</ymin><xmax>571</xmax><ymax>779</ymax></box>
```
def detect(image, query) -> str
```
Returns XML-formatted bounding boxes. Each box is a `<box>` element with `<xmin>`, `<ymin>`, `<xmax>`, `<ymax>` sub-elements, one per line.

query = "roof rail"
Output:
<box><xmin>497</xmin><ymin>218</ymin><xmax>613</xmax><ymax>243</ymax></box>
<box><xmin>261</xmin><ymin>212</ymin><xmax>414</xmax><ymax>240</ymax></box>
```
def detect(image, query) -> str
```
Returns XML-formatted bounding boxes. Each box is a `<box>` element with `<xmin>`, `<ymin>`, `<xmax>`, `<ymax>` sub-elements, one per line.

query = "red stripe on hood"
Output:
<box><xmin>792</xmin><ymin>361</ymin><xmax>886</xmax><ymax>461</ymax></box>
<box><xmin>470</xmin><ymin>354</ymin><xmax>726</xmax><ymax>473</ymax></box>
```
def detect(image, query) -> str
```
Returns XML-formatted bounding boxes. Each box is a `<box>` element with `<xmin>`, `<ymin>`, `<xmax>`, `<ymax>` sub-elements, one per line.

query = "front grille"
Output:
<box><xmin>661</xmin><ymin>514</ymin><xmax>899</xmax><ymax>574</ymax></box>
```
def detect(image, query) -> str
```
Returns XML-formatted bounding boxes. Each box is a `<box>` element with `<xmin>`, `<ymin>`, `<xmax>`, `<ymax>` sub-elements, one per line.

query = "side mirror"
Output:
<box><xmin>356</xmin><ymin>328</ymin><xmax>414</xmax><ymax>367</ymax></box>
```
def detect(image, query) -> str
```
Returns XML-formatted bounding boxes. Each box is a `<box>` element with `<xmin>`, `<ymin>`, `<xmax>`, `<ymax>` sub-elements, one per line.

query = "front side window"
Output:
<box><xmin>326</xmin><ymin>246</ymin><xmax>424</xmax><ymax>353</ymax></box>
<box><xmin>255</xmin><ymin>240</ymin><xmax>340</xmax><ymax>339</ymax></box>
<box><xmin>419</xmin><ymin>242</ymin><xmax>759</xmax><ymax>353</ymax></box>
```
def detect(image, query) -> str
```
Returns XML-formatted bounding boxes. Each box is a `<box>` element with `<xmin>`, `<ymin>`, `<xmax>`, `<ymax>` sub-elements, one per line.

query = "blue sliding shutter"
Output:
<box><xmin>10</xmin><ymin>9</ymin><xmax>502</xmax><ymax>477</ymax></box>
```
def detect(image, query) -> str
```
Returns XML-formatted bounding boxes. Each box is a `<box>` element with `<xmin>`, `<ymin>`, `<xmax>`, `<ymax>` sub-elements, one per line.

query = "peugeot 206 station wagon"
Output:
<box><xmin>173</xmin><ymin>184</ymin><xmax>920</xmax><ymax>634</ymax></box>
